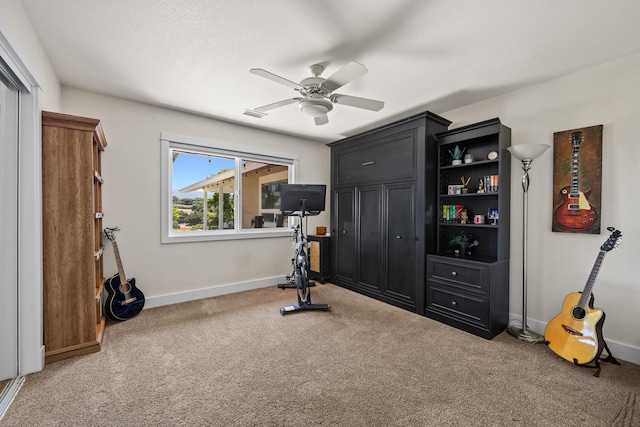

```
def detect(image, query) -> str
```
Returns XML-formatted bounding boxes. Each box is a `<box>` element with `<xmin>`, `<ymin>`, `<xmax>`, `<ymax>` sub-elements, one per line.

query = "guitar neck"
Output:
<box><xmin>577</xmin><ymin>250</ymin><xmax>606</xmax><ymax>308</ymax></box>
<box><xmin>569</xmin><ymin>131</ymin><xmax>582</xmax><ymax>196</ymax></box>
<box><xmin>111</xmin><ymin>240</ymin><xmax>128</xmax><ymax>285</ymax></box>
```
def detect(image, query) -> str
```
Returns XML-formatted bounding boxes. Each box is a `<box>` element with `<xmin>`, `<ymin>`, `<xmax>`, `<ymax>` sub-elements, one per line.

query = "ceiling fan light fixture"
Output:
<box><xmin>298</xmin><ymin>98</ymin><xmax>333</xmax><ymax>117</ymax></box>
<box><xmin>248</xmin><ymin>61</ymin><xmax>382</xmax><ymax>125</ymax></box>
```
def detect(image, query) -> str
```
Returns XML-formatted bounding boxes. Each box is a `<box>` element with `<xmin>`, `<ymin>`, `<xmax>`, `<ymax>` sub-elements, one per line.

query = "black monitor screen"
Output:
<box><xmin>280</xmin><ymin>184</ymin><xmax>326</xmax><ymax>216</ymax></box>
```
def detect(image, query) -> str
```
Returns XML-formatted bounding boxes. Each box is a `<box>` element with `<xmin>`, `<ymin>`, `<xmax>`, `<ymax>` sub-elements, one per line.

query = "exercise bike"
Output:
<box><xmin>279</xmin><ymin>184</ymin><xmax>330</xmax><ymax>315</ymax></box>
<box><xmin>277</xmin><ymin>224</ymin><xmax>316</xmax><ymax>290</ymax></box>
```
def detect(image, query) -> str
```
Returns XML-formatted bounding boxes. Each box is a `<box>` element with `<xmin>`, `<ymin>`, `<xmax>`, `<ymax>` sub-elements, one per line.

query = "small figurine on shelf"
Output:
<box><xmin>477</xmin><ymin>178</ymin><xmax>485</xmax><ymax>193</ymax></box>
<box><xmin>488</xmin><ymin>208</ymin><xmax>499</xmax><ymax>225</ymax></box>
<box><xmin>459</xmin><ymin>208</ymin><xmax>469</xmax><ymax>224</ymax></box>
<box><xmin>448</xmin><ymin>144</ymin><xmax>466</xmax><ymax>165</ymax></box>
<box><xmin>460</xmin><ymin>176</ymin><xmax>471</xmax><ymax>193</ymax></box>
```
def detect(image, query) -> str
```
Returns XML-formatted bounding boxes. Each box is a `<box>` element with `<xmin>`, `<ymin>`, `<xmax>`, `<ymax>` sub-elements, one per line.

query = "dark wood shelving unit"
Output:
<box><xmin>426</xmin><ymin>118</ymin><xmax>511</xmax><ymax>339</ymax></box>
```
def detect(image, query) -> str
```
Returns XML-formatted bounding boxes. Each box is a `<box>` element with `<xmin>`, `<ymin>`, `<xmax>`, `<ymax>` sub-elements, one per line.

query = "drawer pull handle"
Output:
<box><xmin>396</xmin><ymin>235</ymin><xmax>402</xmax><ymax>239</ymax></box>
<box><xmin>451</xmin><ymin>301</ymin><xmax>457</xmax><ymax>306</ymax></box>
<box><xmin>451</xmin><ymin>271</ymin><xmax>457</xmax><ymax>276</ymax></box>
<box><xmin>342</xmin><ymin>230</ymin><xmax>347</xmax><ymax>234</ymax></box>
<box><xmin>362</xmin><ymin>161</ymin><xmax>375</xmax><ymax>166</ymax></box>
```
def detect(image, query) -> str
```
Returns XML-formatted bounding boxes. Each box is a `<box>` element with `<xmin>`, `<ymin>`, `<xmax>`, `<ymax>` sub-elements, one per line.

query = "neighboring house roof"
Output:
<box><xmin>179</xmin><ymin>161</ymin><xmax>267</xmax><ymax>194</ymax></box>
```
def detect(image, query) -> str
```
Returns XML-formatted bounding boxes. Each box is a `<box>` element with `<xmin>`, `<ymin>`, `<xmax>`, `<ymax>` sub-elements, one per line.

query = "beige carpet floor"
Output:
<box><xmin>2</xmin><ymin>283</ymin><xmax>639</xmax><ymax>426</ymax></box>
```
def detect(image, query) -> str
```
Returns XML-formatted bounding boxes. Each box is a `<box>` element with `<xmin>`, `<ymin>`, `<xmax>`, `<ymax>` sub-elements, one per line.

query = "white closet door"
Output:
<box><xmin>0</xmin><ymin>27</ymin><xmax>44</xmax><ymax>377</ymax></box>
<box><xmin>0</xmin><ymin>77</ymin><xmax>19</xmax><ymax>381</ymax></box>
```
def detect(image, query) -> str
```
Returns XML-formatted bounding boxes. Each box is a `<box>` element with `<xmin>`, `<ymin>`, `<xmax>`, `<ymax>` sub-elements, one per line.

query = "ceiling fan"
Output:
<box><xmin>244</xmin><ymin>61</ymin><xmax>384</xmax><ymax>125</ymax></box>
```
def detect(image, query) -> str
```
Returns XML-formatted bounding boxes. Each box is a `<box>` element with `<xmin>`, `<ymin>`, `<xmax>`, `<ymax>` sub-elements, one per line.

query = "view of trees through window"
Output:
<box><xmin>172</xmin><ymin>194</ymin><xmax>234</xmax><ymax>231</ymax></box>
<box><xmin>172</xmin><ymin>150</ymin><xmax>235</xmax><ymax>231</ymax></box>
<box><xmin>171</xmin><ymin>150</ymin><xmax>291</xmax><ymax>232</ymax></box>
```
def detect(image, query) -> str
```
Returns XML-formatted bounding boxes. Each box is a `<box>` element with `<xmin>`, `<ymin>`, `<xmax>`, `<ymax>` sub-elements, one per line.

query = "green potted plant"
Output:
<box><xmin>448</xmin><ymin>144</ymin><xmax>466</xmax><ymax>165</ymax></box>
<box><xmin>449</xmin><ymin>231</ymin><xmax>478</xmax><ymax>257</ymax></box>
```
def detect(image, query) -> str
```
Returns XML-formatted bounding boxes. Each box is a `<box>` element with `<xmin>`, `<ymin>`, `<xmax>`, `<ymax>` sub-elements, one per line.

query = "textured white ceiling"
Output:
<box><xmin>19</xmin><ymin>0</ymin><xmax>640</xmax><ymax>142</ymax></box>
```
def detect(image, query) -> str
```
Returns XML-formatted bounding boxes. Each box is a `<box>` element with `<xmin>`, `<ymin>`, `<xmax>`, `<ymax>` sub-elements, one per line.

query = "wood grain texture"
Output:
<box><xmin>42</xmin><ymin>111</ymin><xmax>106</xmax><ymax>364</ymax></box>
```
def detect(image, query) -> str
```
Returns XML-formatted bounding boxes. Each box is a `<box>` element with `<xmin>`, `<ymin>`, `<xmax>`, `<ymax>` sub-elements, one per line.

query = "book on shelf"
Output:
<box><xmin>483</xmin><ymin>175</ymin><xmax>499</xmax><ymax>192</ymax></box>
<box><xmin>442</xmin><ymin>204</ymin><xmax>465</xmax><ymax>222</ymax></box>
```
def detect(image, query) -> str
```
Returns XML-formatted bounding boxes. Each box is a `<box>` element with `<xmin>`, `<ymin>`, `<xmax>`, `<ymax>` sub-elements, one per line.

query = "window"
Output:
<box><xmin>161</xmin><ymin>133</ymin><xmax>298</xmax><ymax>243</ymax></box>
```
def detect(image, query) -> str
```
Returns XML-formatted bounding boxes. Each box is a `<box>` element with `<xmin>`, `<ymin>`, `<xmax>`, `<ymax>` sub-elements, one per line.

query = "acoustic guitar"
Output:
<box><xmin>544</xmin><ymin>227</ymin><xmax>622</xmax><ymax>365</ymax></box>
<box><xmin>553</xmin><ymin>131</ymin><xmax>599</xmax><ymax>230</ymax></box>
<box><xmin>103</xmin><ymin>227</ymin><xmax>145</xmax><ymax>321</ymax></box>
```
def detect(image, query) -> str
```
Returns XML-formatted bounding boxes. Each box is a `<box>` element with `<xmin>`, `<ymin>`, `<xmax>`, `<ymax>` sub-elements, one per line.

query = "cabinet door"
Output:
<box><xmin>384</xmin><ymin>183</ymin><xmax>416</xmax><ymax>306</ymax></box>
<box><xmin>335</xmin><ymin>131</ymin><xmax>417</xmax><ymax>186</ymax></box>
<box><xmin>333</xmin><ymin>188</ymin><xmax>355</xmax><ymax>284</ymax></box>
<box><xmin>357</xmin><ymin>185</ymin><xmax>382</xmax><ymax>290</ymax></box>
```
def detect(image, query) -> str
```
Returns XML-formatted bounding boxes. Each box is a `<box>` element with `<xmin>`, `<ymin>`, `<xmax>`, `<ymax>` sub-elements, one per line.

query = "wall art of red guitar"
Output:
<box><xmin>553</xmin><ymin>131</ymin><xmax>599</xmax><ymax>231</ymax></box>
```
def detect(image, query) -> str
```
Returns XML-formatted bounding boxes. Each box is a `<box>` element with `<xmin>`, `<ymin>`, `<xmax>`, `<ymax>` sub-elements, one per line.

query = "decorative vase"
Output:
<box><xmin>452</xmin><ymin>159</ymin><xmax>462</xmax><ymax>165</ymax></box>
<box><xmin>455</xmin><ymin>244</ymin><xmax>468</xmax><ymax>257</ymax></box>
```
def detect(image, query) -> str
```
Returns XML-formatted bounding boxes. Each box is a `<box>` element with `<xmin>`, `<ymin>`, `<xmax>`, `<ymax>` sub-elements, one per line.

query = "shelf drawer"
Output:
<box><xmin>426</xmin><ymin>284</ymin><xmax>489</xmax><ymax>328</ymax></box>
<box><xmin>335</xmin><ymin>135</ymin><xmax>415</xmax><ymax>185</ymax></box>
<box><xmin>427</xmin><ymin>257</ymin><xmax>489</xmax><ymax>294</ymax></box>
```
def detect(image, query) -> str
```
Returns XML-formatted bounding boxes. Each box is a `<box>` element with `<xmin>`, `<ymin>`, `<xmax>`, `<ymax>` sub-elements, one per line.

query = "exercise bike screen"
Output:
<box><xmin>280</xmin><ymin>184</ymin><xmax>326</xmax><ymax>216</ymax></box>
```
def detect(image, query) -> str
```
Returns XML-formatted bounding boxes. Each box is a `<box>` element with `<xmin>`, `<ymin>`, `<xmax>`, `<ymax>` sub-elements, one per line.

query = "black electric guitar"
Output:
<box><xmin>103</xmin><ymin>227</ymin><xmax>145</xmax><ymax>321</ymax></box>
<box><xmin>544</xmin><ymin>227</ymin><xmax>622</xmax><ymax>365</ymax></box>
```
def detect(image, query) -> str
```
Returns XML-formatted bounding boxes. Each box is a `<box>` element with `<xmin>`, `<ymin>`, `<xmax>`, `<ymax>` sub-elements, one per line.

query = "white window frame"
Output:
<box><xmin>161</xmin><ymin>132</ymin><xmax>298</xmax><ymax>243</ymax></box>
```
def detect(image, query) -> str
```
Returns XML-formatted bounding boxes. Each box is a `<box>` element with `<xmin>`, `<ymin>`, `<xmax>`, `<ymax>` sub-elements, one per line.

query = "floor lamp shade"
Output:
<box><xmin>507</xmin><ymin>143</ymin><xmax>550</xmax><ymax>161</ymax></box>
<box><xmin>506</xmin><ymin>143</ymin><xmax>549</xmax><ymax>343</ymax></box>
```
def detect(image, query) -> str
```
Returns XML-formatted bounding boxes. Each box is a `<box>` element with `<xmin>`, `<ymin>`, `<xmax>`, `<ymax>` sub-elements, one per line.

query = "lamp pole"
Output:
<box><xmin>506</xmin><ymin>144</ymin><xmax>549</xmax><ymax>343</ymax></box>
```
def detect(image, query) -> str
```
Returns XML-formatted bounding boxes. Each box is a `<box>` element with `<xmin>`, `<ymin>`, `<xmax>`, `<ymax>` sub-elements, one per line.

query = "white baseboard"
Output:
<box><xmin>509</xmin><ymin>314</ymin><xmax>640</xmax><ymax>365</ymax></box>
<box><xmin>144</xmin><ymin>276</ymin><xmax>285</xmax><ymax>309</ymax></box>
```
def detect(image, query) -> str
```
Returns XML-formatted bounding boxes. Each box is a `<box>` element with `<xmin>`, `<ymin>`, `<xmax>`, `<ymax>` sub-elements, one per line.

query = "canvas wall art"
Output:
<box><xmin>552</xmin><ymin>125</ymin><xmax>603</xmax><ymax>234</ymax></box>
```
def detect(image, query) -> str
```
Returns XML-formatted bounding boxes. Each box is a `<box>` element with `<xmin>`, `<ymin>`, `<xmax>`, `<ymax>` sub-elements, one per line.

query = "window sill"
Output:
<box><xmin>162</xmin><ymin>228</ymin><xmax>293</xmax><ymax>244</ymax></box>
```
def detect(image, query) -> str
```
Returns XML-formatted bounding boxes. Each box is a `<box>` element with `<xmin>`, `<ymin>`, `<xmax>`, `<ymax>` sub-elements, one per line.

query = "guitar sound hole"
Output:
<box><xmin>571</xmin><ymin>306</ymin><xmax>586</xmax><ymax>320</ymax></box>
<box><xmin>119</xmin><ymin>282</ymin><xmax>132</xmax><ymax>294</ymax></box>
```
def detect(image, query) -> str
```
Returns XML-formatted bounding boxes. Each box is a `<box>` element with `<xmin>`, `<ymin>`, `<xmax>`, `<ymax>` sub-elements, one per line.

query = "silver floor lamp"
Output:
<box><xmin>506</xmin><ymin>143</ymin><xmax>550</xmax><ymax>343</ymax></box>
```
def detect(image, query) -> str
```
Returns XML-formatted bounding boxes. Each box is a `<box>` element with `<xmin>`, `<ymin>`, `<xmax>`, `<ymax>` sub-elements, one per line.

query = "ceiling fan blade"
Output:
<box><xmin>249</xmin><ymin>69</ymin><xmax>303</xmax><ymax>90</ymax></box>
<box><xmin>331</xmin><ymin>94</ymin><xmax>384</xmax><ymax>111</ymax></box>
<box><xmin>314</xmin><ymin>115</ymin><xmax>329</xmax><ymax>126</ymax></box>
<box><xmin>321</xmin><ymin>62</ymin><xmax>368</xmax><ymax>92</ymax></box>
<box><xmin>253</xmin><ymin>98</ymin><xmax>300</xmax><ymax>113</ymax></box>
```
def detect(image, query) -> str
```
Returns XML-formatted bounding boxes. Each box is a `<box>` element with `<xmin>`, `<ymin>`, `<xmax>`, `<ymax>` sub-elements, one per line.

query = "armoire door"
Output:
<box><xmin>356</xmin><ymin>185</ymin><xmax>382</xmax><ymax>291</ymax></box>
<box><xmin>333</xmin><ymin>187</ymin><xmax>355</xmax><ymax>284</ymax></box>
<box><xmin>384</xmin><ymin>182</ymin><xmax>417</xmax><ymax>310</ymax></box>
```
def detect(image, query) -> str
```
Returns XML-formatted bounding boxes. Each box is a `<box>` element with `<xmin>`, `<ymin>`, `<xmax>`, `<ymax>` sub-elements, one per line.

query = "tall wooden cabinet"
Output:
<box><xmin>329</xmin><ymin>112</ymin><xmax>451</xmax><ymax>314</ymax></box>
<box><xmin>426</xmin><ymin>118</ymin><xmax>511</xmax><ymax>339</ymax></box>
<box><xmin>42</xmin><ymin>111</ymin><xmax>107</xmax><ymax>364</ymax></box>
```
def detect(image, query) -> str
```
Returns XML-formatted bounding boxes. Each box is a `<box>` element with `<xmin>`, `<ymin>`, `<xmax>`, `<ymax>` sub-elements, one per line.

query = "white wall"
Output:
<box><xmin>443</xmin><ymin>52</ymin><xmax>640</xmax><ymax>362</ymax></box>
<box><xmin>61</xmin><ymin>88</ymin><xmax>331</xmax><ymax>306</ymax></box>
<box><xmin>0</xmin><ymin>0</ymin><xmax>61</xmax><ymax>375</ymax></box>
<box><xmin>0</xmin><ymin>0</ymin><xmax>60</xmax><ymax>110</ymax></box>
